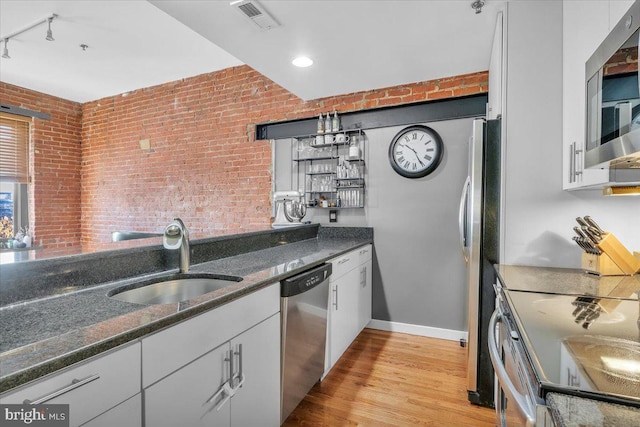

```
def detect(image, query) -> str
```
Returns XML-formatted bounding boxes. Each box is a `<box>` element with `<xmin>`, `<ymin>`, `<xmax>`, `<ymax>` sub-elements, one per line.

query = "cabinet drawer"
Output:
<box><xmin>0</xmin><ymin>342</ymin><xmax>141</xmax><ymax>427</ymax></box>
<box><xmin>357</xmin><ymin>244</ymin><xmax>372</xmax><ymax>265</ymax></box>
<box><xmin>330</xmin><ymin>249</ymin><xmax>359</xmax><ymax>280</ymax></box>
<box><xmin>142</xmin><ymin>283</ymin><xmax>279</xmax><ymax>388</ymax></box>
<box><xmin>81</xmin><ymin>394</ymin><xmax>141</xmax><ymax>427</ymax></box>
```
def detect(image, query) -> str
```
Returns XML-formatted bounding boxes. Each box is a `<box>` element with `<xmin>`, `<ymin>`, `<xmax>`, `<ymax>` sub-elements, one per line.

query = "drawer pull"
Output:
<box><xmin>23</xmin><ymin>374</ymin><xmax>100</xmax><ymax>405</ymax></box>
<box><xmin>359</xmin><ymin>249</ymin><xmax>369</xmax><ymax>255</ymax></box>
<box><xmin>338</xmin><ymin>258</ymin><xmax>350</xmax><ymax>265</ymax></box>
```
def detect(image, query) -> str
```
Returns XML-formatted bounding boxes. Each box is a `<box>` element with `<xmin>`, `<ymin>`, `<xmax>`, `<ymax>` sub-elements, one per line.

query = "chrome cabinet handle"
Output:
<box><xmin>23</xmin><ymin>374</ymin><xmax>100</xmax><ymax>405</ymax></box>
<box><xmin>569</xmin><ymin>141</ymin><xmax>583</xmax><ymax>184</ymax></box>
<box><xmin>487</xmin><ymin>310</ymin><xmax>535</xmax><ymax>424</ymax></box>
<box><xmin>574</xmin><ymin>142</ymin><xmax>583</xmax><ymax>178</ymax></box>
<box><xmin>458</xmin><ymin>176</ymin><xmax>470</xmax><ymax>263</ymax></box>
<box><xmin>569</xmin><ymin>142</ymin><xmax>575</xmax><ymax>183</ymax></box>
<box><xmin>232</xmin><ymin>344</ymin><xmax>245</xmax><ymax>390</ymax></box>
<box><xmin>338</xmin><ymin>258</ymin><xmax>350</xmax><ymax>265</ymax></box>
<box><xmin>360</xmin><ymin>266</ymin><xmax>366</xmax><ymax>287</ymax></box>
<box><xmin>206</xmin><ymin>346</ymin><xmax>246</xmax><ymax>414</ymax></box>
<box><xmin>332</xmin><ymin>286</ymin><xmax>338</xmax><ymax>310</ymax></box>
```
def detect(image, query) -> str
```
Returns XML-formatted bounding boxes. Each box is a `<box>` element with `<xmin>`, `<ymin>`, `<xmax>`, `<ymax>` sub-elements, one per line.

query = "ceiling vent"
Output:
<box><xmin>231</xmin><ymin>0</ymin><xmax>280</xmax><ymax>31</ymax></box>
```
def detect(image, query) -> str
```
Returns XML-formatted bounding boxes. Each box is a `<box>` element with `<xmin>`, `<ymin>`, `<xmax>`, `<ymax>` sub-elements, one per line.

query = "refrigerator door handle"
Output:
<box><xmin>458</xmin><ymin>176</ymin><xmax>471</xmax><ymax>264</ymax></box>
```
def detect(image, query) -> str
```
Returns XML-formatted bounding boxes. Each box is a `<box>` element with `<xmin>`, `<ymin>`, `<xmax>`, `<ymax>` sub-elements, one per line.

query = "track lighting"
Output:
<box><xmin>46</xmin><ymin>17</ymin><xmax>54</xmax><ymax>41</ymax></box>
<box><xmin>0</xmin><ymin>14</ymin><xmax>58</xmax><ymax>59</ymax></box>
<box><xmin>2</xmin><ymin>39</ymin><xmax>9</xmax><ymax>59</ymax></box>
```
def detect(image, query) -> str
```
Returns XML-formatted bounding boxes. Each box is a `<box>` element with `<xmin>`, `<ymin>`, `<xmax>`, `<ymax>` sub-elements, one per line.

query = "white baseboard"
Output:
<box><xmin>367</xmin><ymin>319</ymin><xmax>468</xmax><ymax>342</ymax></box>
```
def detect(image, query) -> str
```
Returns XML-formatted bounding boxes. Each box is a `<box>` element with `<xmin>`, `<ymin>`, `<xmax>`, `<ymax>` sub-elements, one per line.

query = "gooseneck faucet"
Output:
<box><xmin>163</xmin><ymin>218</ymin><xmax>190</xmax><ymax>273</ymax></box>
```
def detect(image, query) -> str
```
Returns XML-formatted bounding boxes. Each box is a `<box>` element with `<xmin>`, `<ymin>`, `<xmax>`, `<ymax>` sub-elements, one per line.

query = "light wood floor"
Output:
<box><xmin>283</xmin><ymin>328</ymin><xmax>496</xmax><ymax>427</ymax></box>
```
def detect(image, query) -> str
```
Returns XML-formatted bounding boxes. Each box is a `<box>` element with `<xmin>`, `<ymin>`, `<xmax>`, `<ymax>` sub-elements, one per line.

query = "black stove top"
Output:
<box><xmin>504</xmin><ymin>290</ymin><xmax>640</xmax><ymax>406</ymax></box>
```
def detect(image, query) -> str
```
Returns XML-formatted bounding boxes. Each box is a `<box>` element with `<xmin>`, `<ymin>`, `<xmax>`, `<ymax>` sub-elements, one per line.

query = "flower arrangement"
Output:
<box><xmin>0</xmin><ymin>216</ymin><xmax>13</xmax><ymax>239</ymax></box>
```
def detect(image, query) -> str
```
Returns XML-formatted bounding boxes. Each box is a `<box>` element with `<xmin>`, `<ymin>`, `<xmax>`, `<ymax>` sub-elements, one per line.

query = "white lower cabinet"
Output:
<box><xmin>144</xmin><ymin>314</ymin><xmax>280</xmax><ymax>427</ymax></box>
<box><xmin>358</xmin><ymin>259</ymin><xmax>372</xmax><ymax>333</ymax></box>
<box><xmin>325</xmin><ymin>244</ymin><xmax>373</xmax><ymax>375</ymax></box>
<box><xmin>0</xmin><ymin>342</ymin><xmax>141</xmax><ymax>427</ymax></box>
<box><xmin>145</xmin><ymin>342</ymin><xmax>231</xmax><ymax>427</ymax></box>
<box><xmin>143</xmin><ymin>283</ymin><xmax>281</xmax><ymax>427</ymax></box>
<box><xmin>229</xmin><ymin>314</ymin><xmax>280</xmax><ymax>427</ymax></box>
<box><xmin>80</xmin><ymin>394</ymin><xmax>142</xmax><ymax>427</ymax></box>
<box><xmin>328</xmin><ymin>267</ymin><xmax>362</xmax><ymax>369</ymax></box>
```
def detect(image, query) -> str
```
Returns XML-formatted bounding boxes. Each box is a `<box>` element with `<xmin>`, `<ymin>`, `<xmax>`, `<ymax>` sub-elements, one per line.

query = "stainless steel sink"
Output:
<box><xmin>108</xmin><ymin>273</ymin><xmax>242</xmax><ymax>305</ymax></box>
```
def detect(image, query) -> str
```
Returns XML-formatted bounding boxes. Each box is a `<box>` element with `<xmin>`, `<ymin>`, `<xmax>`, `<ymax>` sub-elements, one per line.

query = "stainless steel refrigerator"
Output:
<box><xmin>459</xmin><ymin>118</ymin><xmax>501</xmax><ymax>408</ymax></box>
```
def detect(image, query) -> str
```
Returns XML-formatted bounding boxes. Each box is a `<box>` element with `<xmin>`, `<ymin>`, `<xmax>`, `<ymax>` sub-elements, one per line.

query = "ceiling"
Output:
<box><xmin>0</xmin><ymin>0</ymin><xmax>504</xmax><ymax>103</ymax></box>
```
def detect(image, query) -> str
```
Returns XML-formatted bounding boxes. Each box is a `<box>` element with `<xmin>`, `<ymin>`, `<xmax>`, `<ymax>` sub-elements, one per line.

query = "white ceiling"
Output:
<box><xmin>0</xmin><ymin>0</ymin><xmax>504</xmax><ymax>103</ymax></box>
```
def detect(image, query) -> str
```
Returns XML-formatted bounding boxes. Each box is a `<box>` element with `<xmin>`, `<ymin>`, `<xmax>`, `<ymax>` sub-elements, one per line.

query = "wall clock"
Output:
<box><xmin>388</xmin><ymin>125</ymin><xmax>444</xmax><ymax>178</ymax></box>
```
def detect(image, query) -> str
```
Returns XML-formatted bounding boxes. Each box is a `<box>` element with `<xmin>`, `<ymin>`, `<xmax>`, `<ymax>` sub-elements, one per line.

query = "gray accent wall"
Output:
<box><xmin>274</xmin><ymin>117</ymin><xmax>476</xmax><ymax>332</ymax></box>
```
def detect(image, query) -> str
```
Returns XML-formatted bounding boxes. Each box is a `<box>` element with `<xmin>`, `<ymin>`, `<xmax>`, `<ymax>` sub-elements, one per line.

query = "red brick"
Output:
<box><xmin>2</xmin><ymin>67</ymin><xmax>488</xmax><ymax>249</ymax></box>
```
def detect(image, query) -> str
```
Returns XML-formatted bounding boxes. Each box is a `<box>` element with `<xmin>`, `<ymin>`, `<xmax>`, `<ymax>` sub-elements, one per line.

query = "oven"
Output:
<box><xmin>488</xmin><ymin>286</ymin><xmax>552</xmax><ymax>427</ymax></box>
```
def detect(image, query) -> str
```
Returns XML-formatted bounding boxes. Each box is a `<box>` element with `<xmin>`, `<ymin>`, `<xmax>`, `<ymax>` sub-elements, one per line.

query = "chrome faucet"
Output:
<box><xmin>163</xmin><ymin>218</ymin><xmax>190</xmax><ymax>273</ymax></box>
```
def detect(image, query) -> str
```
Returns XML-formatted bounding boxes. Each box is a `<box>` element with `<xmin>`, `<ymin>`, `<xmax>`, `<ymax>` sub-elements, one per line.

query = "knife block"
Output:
<box><xmin>581</xmin><ymin>233</ymin><xmax>640</xmax><ymax>276</ymax></box>
<box><xmin>582</xmin><ymin>252</ymin><xmax>627</xmax><ymax>276</ymax></box>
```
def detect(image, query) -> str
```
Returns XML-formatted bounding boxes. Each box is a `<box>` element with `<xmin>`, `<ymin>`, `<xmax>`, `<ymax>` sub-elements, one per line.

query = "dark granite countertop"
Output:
<box><xmin>0</xmin><ymin>232</ymin><xmax>372</xmax><ymax>393</ymax></box>
<box><xmin>547</xmin><ymin>393</ymin><xmax>640</xmax><ymax>427</ymax></box>
<box><xmin>495</xmin><ymin>264</ymin><xmax>640</xmax><ymax>300</ymax></box>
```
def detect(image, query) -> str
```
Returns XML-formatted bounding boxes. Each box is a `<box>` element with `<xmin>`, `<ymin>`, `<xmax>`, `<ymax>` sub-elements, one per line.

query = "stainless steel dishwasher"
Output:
<box><xmin>280</xmin><ymin>263</ymin><xmax>332</xmax><ymax>424</ymax></box>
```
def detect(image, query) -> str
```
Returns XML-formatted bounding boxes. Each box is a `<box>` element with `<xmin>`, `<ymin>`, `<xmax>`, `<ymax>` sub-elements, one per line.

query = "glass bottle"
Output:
<box><xmin>317</xmin><ymin>114</ymin><xmax>324</xmax><ymax>134</ymax></box>
<box><xmin>324</xmin><ymin>112</ymin><xmax>331</xmax><ymax>134</ymax></box>
<box><xmin>332</xmin><ymin>110</ymin><xmax>340</xmax><ymax>132</ymax></box>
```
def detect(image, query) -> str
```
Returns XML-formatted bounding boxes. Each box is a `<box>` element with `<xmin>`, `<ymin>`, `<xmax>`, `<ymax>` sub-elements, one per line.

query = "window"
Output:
<box><xmin>0</xmin><ymin>113</ymin><xmax>30</xmax><ymax>242</ymax></box>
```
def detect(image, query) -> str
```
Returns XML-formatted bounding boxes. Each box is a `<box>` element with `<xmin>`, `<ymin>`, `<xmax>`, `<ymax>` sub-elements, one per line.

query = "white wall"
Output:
<box><xmin>503</xmin><ymin>0</ymin><xmax>640</xmax><ymax>268</ymax></box>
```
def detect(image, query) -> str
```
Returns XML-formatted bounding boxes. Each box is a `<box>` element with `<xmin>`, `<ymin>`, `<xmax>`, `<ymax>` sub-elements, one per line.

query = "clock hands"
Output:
<box><xmin>398</xmin><ymin>143</ymin><xmax>425</xmax><ymax>167</ymax></box>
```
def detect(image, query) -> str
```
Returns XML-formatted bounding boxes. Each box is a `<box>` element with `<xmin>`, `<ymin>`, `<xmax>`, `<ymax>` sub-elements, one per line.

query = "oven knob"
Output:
<box><xmin>510</xmin><ymin>331</ymin><xmax>520</xmax><ymax>340</ymax></box>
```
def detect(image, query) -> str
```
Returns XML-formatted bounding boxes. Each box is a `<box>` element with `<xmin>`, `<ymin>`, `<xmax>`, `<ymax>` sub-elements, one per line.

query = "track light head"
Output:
<box><xmin>2</xmin><ymin>39</ymin><xmax>9</xmax><ymax>59</ymax></box>
<box><xmin>46</xmin><ymin>17</ymin><xmax>54</xmax><ymax>41</ymax></box>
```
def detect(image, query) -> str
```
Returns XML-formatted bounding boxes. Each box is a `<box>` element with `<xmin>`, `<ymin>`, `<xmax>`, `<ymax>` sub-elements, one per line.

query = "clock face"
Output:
<box><xmin>388</xmin><ymin>125</ymin><xmax>443</xmax><ymax>178</ymax></box>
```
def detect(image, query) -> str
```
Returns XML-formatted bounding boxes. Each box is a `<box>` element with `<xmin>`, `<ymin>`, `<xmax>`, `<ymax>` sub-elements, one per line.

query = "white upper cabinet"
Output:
<box><xmin>562</xmin><ymin>0</ymin><xmax>635</xmax><ymax>189</ymax></box>
<box><xmin>488</xmin><ymin>11</ymin><xmax>504</xmax><ymax>120</ymax></box>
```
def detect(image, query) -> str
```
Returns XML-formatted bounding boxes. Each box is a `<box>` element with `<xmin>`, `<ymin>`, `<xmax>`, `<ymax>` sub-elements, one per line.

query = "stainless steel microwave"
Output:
<box><xmin>585</xmin><ymin>0</ymin><xmax>640</xmax><ymax>170</ymax></box>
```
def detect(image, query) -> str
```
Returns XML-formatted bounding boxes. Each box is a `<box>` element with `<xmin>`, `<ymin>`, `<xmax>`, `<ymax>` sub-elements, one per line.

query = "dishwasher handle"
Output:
<box><xmin>281</xmin><ymin>263</ymin><xmax>332</xmax><ymax>297</ymax></box>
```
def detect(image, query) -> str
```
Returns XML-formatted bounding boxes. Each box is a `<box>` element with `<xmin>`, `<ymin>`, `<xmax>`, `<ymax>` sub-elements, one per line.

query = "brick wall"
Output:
<box><xmin>603</xmin><ymin>46</ymin><xmax>638</xmax><ymax>75</ymax></box>
<box><xmin>3</xmin><ymin>68</ymin><xmax>487</xmax><ymax>250</ymax></box>
<box><xmin>0</xmin><ymin>82</ymin><xmax>83</xmax><ymax>249</ymax></box>
<box><xmin>81</xmin><ymin>66</ymin><xmax>487</xmax><ymax>249</ymax></box>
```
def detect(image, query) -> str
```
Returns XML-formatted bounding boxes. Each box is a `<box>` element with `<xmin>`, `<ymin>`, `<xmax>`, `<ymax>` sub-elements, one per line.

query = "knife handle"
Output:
<box><xmin>573</xmin><ymin>226</ymin><xmax>587</xmax><ymax>239</ymax></box>
<box><xmin>576</xmin><ymin>217</ymin><xmax>589</xmax><ymax>228</ymax></box>
<box><xmin>583</xmin><ymin>216</ymin><xmax>605</xmax><ymax>234</ymax></box>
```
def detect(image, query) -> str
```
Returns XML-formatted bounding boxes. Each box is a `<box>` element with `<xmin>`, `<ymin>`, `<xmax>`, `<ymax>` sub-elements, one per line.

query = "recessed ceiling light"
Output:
<box><xmin>292</xmin><ymin>56</ymin><xmax>313</xmax><ymax>68</ymax></box>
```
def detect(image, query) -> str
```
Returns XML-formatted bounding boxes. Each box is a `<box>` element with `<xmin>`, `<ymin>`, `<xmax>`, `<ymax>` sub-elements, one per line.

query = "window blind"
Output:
<box><xmin>0</xmin><ymin>113</ymin><xmax>30</xmax><ymax>183</ymax></box>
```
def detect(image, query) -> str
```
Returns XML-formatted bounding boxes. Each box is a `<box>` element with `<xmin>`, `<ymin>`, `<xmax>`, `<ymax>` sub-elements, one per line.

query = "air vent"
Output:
<box><xmin>231</xmin><ymin>0</ymin><xmax>280</xmax><ymax>31</ymax></box>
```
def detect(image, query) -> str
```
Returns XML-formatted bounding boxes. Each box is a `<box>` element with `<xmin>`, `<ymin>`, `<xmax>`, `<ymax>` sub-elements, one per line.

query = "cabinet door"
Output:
<box><xmin>229</xmin><ymin>314</ymin><xmax>280</xmax><ymax>427</ymax></box>
<box><xmin>81</xmin><ymin>394</ymin><xmax>141</xmax><ymax>427</ymax></box>
<box><xmin>145</xmin><ymin>343</ymin><xmax>231</xmax><ymax>427</ymax></box>
<box><xmin>357</xmin><ymin>260</ymin><xmax>372</xmax><ymax>333</ymax></box>
<box><xmin>562</xmin><ymin>1</ymin><xmax>610</xmax><ymax>189</ymax></box>
<box><xmin>328</xmin><ymin>268</ymin><xmax>361</xmax><ymax>369</ymax></box>
<box><xmin>142</xmin><ymin>283</ymin><xmax>279</xmax><ymax>388</ymax></box>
